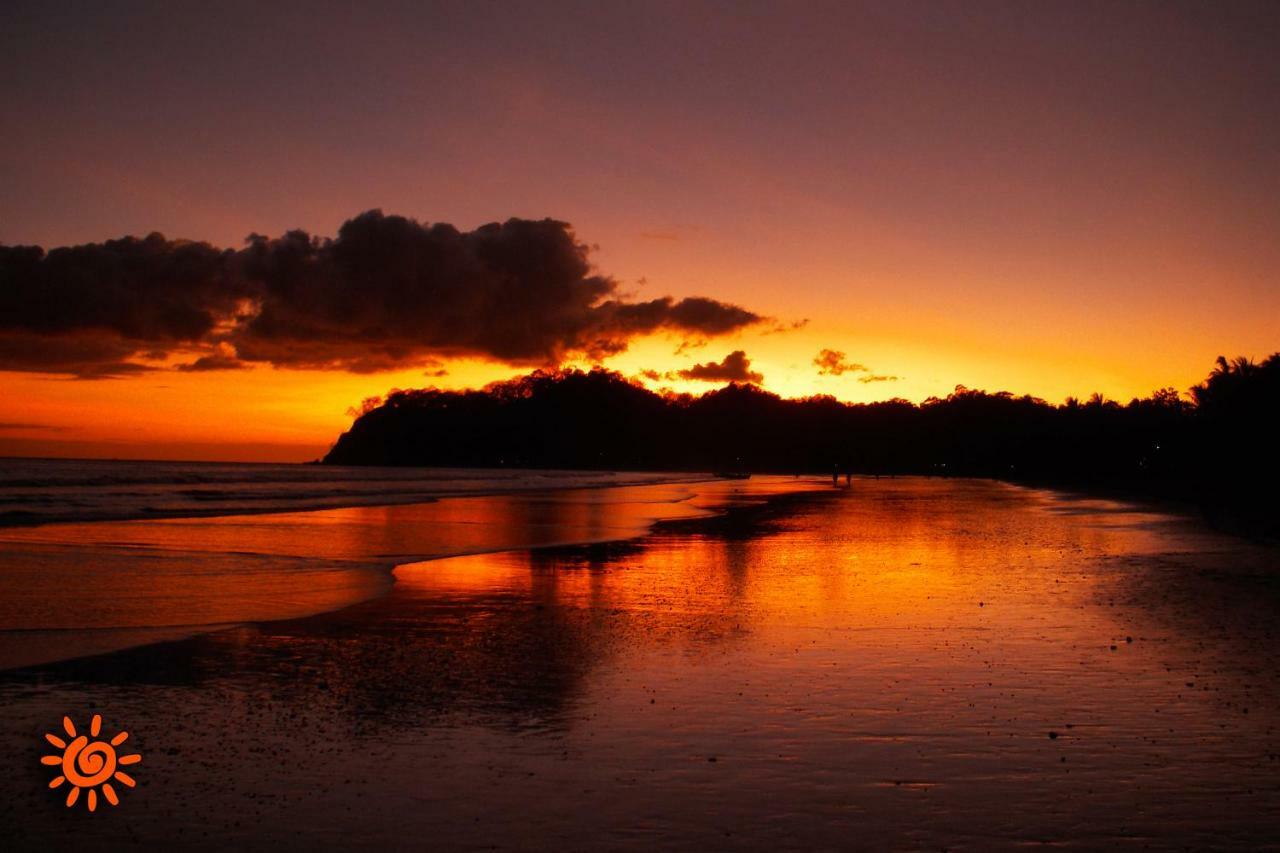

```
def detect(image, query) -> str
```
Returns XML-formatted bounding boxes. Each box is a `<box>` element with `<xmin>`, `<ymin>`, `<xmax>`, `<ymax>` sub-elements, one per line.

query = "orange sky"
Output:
<box><xmin>2</xmin><ymin>2</ymin><xmax>1278</xmax><ymax>461</ymax></box>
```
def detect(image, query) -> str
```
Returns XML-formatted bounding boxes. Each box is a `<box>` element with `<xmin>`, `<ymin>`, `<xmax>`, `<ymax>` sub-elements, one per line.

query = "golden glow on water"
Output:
<box><xmin>0</xmin><ymin>479</ymin><xmax>799</xmax><ymax>667</ymax></box>
<box><xmin>2</xmin><ymin>478</ymin><xmax>1278</xmax><ymax>848</ymax></box>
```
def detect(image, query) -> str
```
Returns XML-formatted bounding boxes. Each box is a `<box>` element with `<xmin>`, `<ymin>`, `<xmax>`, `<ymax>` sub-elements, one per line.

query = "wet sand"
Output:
<box><xmin>2</xmin><ymin>478</ymin><xmax>1279</xmax><ymax>850</ymax></box>
<box><xmin>0</xmin><ymin>478</ymin><xmax>794</xmax><ymax>669</ymax></box>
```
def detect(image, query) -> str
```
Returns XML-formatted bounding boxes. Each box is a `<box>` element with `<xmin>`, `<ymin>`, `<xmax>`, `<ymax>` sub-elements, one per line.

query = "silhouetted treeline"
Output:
<box><xmin>325</xmin><ymin>354</ymin><xmax>1280</xmax><ymax>536</ymax></box>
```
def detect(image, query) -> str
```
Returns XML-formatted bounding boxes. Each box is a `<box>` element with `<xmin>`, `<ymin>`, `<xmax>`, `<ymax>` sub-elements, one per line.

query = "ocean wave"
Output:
<box><xmin>0</xmin><ymin>458</ymin><xmax>707</xmax><ymax>526</ymax></box>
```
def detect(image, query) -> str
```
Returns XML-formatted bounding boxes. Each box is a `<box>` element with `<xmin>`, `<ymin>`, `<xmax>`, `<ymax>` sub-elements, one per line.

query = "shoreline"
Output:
<box><xmin>2</xmin><ymin>470</ymin><xmax>1264</xmax><ymax>675</ymax></box>
<box><xmin>4</xmin><ymin>476</ymin><xmax>1278</xmax><ymax>850</ymax></box>
<box><xmin>0</xmin><ymin>462</ymin><xmax>721</xmax><ymax>528</ymax></box>
<box><xmin>0</xmin><ymin>476</ymin><xmax>832</xmax><ymax>672</ymax></box>
<box><xmin>5</xmin><ymin>451</ymin><xmax>1269</xmax><ymax>543</ymax></box>
<box><xmin>4</xmin><ymin>480</ymin><xmax>838</xmax><ymax>682</ymax></box>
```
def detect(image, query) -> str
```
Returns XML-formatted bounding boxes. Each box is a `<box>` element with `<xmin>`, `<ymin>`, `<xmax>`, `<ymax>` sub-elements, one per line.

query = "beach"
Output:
<box><xmin>8</xmin><ymin>5</ymin><xmax>1280</xmax><ymax>849</ymax></box>
<box><xmin>1</xmin><ymin>474</ymin><xmax>1278</xmax><ymax>850</ymax></box>
<box><xmin>0</xmin><ymin>463</ymin><xmax>743</xmax><ymax>669</ymax></box>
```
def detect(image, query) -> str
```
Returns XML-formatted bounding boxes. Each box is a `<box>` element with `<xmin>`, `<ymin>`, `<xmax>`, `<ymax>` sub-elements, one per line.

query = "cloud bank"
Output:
<box><xmin>0</xmin><ymin>211</ymin><xmax>765</xmax><ymax>377</ymax></box>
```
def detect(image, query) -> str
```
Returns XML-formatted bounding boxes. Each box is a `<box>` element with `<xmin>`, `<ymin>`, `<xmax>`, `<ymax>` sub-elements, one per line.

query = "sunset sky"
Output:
<box><xmin>3</xmin><ymin>1</ymin><xmax>1278</xmax><ymax>461</ymax></box>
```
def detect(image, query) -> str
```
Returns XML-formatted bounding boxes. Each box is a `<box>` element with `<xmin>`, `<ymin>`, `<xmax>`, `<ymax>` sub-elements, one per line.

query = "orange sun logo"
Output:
<box><xmin>41</xmin><ymin>714</ymin><xmax>141</xmax><ymax>812</ymax></box>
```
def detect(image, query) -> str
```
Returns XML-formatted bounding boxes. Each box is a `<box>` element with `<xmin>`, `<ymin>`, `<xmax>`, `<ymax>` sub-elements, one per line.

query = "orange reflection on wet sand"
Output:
<box><xmin>0</xmin><ymin>478</ymin><xmax>813</xmax><ymax>668</ymax></box>
<box><xmin>3</xmin><ymin>478</ymin><xmax>1279</xmax><ymax>849</ymax></box>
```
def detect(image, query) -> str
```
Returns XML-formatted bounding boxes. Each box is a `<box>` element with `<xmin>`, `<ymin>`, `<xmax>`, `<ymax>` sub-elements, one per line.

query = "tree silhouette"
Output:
<box><xmin>325</xmin><ymin>354</ymin><xmax>1280</xmax><ymax>537</ymax></box>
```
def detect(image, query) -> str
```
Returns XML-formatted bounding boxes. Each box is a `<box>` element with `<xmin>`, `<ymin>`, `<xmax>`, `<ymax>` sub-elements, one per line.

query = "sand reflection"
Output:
<box><xmin>3</xmin><ymin>478</ymin><xmax>1279</xmax><ymax>850</ymax></box>
<box><xmin>0</xmin><ymin>478</ymin><xmax>813</xmax><ymax>668</ymax></box>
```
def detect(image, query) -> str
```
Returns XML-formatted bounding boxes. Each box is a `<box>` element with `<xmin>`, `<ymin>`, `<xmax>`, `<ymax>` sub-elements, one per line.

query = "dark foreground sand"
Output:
<box><xmin>2</xmin><ymin>478</ymin><xmax>1279</xmax><ymax>851</ymax></box>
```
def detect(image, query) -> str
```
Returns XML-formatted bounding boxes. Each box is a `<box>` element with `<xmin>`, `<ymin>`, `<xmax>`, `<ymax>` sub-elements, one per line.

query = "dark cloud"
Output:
<box><xmin>0</xmin><ymin>211</ymin><xmax>764</xmax><ymax>377</ymax></box>
<box><xmin>0</xmin><ymin>238</ymin><xmax>244</xmax><ymax>340</ymax></box>
<box><xmin>859</xmin><ymin>374</ymin><xmax>900</xmax><ymax>383</ymax></box>
<box><xmin>176</xmin><ymin>343</ymin><xmax>248</xmax><ymax>372</ymax></box>
<box><xmin>0</xmin><ymin>235</ymin><xmax>241</xmax><ymax>378</ymax></box>
<box><xmin>0</xmin><ymin>329</ymin><xmax>159</xmax><ymax>379</ymax></box>
<box><xmin>234</xmin><ymin>213</ymin><xmax>762</xmax><ymax>371</ymax></box>
<box><xmin>600</xmin><ymin>295</ymin><xmax>760</xmax><ymax>341</ymax></box>
<box><xmin>813</xmin><ymin>349</ymin><xmax>867</xmax><ymax>376</ymax></box>
<box><xmin>675</xmin><ymin>350</ymin><xmax>763</xmax><ymax>384</ymax></box>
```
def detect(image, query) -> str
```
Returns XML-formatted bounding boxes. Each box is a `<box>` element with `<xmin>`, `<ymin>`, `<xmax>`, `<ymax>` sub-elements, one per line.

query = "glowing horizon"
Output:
<box><xmin>0</xmin><ymin>327</ymin><xmax>1249</xmax><ymax>463</ymax></box>
<box><xmin>2</xmin><ymin>3</ymin><xmax>1277</xmax><ymax>461</ymax></box>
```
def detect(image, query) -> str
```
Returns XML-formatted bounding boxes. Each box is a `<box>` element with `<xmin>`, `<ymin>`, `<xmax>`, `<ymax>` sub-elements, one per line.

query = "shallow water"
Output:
<box><xmin>2</xmin><ymin>477</ymin><xmax>1279</xmax><ymax>850</ymax></box>
<box><xmin>0</xmin><ymin>458</ymin><xmax>709</xmax><ymax>525</ymax></box>
<box><xmin>0</xmin><ymin>477</ymin><xmax>801</xmax><ymax>668</ymax></box>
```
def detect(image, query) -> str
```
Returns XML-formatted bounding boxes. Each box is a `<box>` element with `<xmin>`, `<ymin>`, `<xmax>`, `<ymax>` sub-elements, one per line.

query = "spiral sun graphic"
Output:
<box><xmin>41</xmin><ymin>714</ymin><xmax>141</xmax><ymax>812</ymax></box>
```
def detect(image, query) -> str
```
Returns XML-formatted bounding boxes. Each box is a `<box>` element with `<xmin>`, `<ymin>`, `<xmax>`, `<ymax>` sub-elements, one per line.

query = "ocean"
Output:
<box><xmin>0</xmin><ymin>457</ymin><xmax>708</xmax><ymax>526</ymax></box>
<box><xmin>0</xmin><ymin>459</ymin><xmax>800</xmax><ymax>669</ymax></box>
